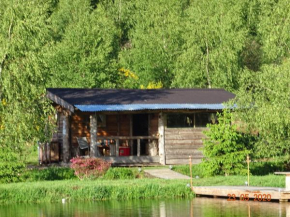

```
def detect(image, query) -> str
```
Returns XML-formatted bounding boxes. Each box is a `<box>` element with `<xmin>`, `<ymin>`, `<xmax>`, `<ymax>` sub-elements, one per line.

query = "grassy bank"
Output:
<box><xmin>0</xmin><ymin>174</ymin><xmax>285</xmax><ymax>204</ymax></box>
<box><xmin>190</xmin><ymin>175</ymin><xmax>285</xmax><ymax>187</ymax></box>
<box><xmin>0</xmin><ymin>179</ymin><xmax>193</xmax><ymax>204</ymax></box>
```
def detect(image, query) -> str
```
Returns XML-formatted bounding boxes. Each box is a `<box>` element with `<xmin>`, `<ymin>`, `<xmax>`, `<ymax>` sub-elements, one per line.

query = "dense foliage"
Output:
<box><xmin>0</xmin><ymin>149</ymin><xmax>25</xmax><ymax>183</ymax></box>
<box><xmin>200</xmin><ymin>111</ymin><xmax>256</xmax><ymax>176</ymax></box>
<box><xmin>0</xmin><ymin>0</ymin><xmax>289</xmax><ymax>171</ymax></box>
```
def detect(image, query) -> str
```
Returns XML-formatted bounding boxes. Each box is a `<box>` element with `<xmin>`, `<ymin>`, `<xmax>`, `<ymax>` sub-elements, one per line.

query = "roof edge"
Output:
<box><xmin>46</xmin><ymin>90</ymin><xmax>75</xmax><ymax>113</ymax></box>
<box><xmin>75</xmin><ymin>104</ymin><xmax>230</xmax><ymax>112</ymax></box>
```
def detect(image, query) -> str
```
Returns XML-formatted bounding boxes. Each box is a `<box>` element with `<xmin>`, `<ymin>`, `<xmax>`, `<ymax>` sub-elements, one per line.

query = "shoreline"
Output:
<box><xmin>0</xmin><ymin>179</ymin><xmax>194</xmax><ymax>204</ymax></box>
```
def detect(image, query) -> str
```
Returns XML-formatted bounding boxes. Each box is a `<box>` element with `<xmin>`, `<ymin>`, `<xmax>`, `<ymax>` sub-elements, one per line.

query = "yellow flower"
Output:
<box><xmin>141</xmin><ymin>81</ymin><xmax>163</xmax><ymax>89</ymax></box>
<box><xmin>1</xmin><ymin>99</ymin><xmax>7</xmax><ymax>106</ymax></box>
<box><xmin>119</xmin><ymin>68</ymin><xmax>138</xmax><ymax>80</ymax></box>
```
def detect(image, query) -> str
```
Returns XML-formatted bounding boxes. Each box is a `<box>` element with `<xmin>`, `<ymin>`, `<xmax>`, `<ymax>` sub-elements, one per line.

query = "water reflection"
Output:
<box><xmin>0</xmin><ymin>197</ymin><xmax>289</xmax><ymax>217</ymax></box>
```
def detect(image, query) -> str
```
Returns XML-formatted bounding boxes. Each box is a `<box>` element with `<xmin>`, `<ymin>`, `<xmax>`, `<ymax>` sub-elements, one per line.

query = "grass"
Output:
<box><xmin>0</xmin><ymin>179</ymin><xmax>193</xmax><ymax>204</ymax></box>
<box><xmin>190</xmin><ymin>175</ymin><xmax>285</xmax><ymax>188</ymax></box>
<box><xmin>0</xmin><ymin>165</ymin><xmax>286</xmax><ymax>204</ymax></box>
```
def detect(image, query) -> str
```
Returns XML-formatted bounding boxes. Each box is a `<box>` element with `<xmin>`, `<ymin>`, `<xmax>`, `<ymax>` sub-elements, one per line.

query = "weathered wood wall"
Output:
<box><xmin>149</xmin><ymin>113</ymin><xmax>158</xmax><ymax>136</ymax></box>
<box><xmin>51</xmin><ymin>112</ymin><xmax>64</xmax><ymax>161</ymax></box>
<box><xmin>165</xmin><ymin>128</ymin><xmax>206</xmax><ymax>165</ymax></box>
<box><xmin>69</xmin><ymin>112</ymin><xmax>131</xmax><ymax>157</ymax></box>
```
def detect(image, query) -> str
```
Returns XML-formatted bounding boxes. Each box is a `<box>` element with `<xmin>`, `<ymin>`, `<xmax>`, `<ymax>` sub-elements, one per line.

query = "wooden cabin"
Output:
<box><xmin>45</xmin><ymin>88</ymin><xmax>235</xmax><ymax>165</ymax></box>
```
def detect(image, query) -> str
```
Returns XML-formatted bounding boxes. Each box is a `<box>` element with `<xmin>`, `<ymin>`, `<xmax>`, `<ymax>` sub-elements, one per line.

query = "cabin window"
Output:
<box><xmin>195</xmin><ymin>113</ymin><xmax>217</xmax><ymax>127</ymax></box>
<box><xmin>167</xmin><ymin>113</ymin><xmax>217</xmax><ymax>128</ymax></box>
<box><xmin>83</xmin><ymin>114</ymin><xmax>106</xmax><ymax>128</ymax></box>
<box><xmin>167</xmin><ymin>114</ymin><xmax>194</xmax><ymax>128</ymax></box>
<box><xmin>97</xmin><ymin>114</ymin><xmax>106</xmax><ymax>127</ymax></box>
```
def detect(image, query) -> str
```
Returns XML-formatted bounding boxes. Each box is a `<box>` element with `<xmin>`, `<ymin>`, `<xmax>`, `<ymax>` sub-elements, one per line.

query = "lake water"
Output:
<box><xmin>0</xmin><ymin>197</ymin><xmax>288</xmax><ymax>217</ymax></box>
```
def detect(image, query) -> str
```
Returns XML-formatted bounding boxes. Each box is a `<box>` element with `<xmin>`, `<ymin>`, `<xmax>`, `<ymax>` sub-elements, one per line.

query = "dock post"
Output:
<box><xmin>189</xmin><ymin>156</ymin><xmax>193</xmax><ymax>188</ymax></box>
<box><xmin>247</xmin><ymin>155</ymin><xmax>250</xmax><ymax>186</ymax></box>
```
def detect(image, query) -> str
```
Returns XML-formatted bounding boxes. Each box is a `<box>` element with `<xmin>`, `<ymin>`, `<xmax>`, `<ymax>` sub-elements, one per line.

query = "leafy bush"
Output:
<box><xmin>104</xmin><ymin>167</ymin><xmax>135</xmax><ymax>180</ymax></box>
<box><xmin>0</xmin><ymin>151</ymin><xmax>25</xmax><ymax>183</ymax></box>
<box><xmin>200</xmin><ymin>110</ymin><xmax>256</xmax><ymax>176</ymax></box>
<box><xmin>70</xmin><ymin>157</ymin><xmax>111</xmax><ymax>180</ymax></box>
<box><xmin>172</xmin><ymin>165</ymin><xmax>205</xmax><ymax>178</ymax></box>
<box><xmin>250</xmin><ymin>161</ymin><xmax>286</xmax><ymax>175</ymax></box>
<box><xmin>23</xmin><ymin>167</ymin><xmax>76</xmax><ymax>181</ymax></box>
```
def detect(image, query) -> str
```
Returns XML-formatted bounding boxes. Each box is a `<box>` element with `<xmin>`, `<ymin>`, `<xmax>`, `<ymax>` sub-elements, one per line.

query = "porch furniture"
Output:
<box><xmin>97</xmin><ymin>145</ymin><xmax>110</xmax><ymax>156</ymax></box>
<box><xmin>76</xmin><ymin>137</ymin><xmax>90</xmax><ymax>156</ymax></box>
<box><xmin>119</xmin><ymin>146</ymin><xmax>130</xmax><ymax>156</ymax></box>
<box><xmin>98</xmin><ymin>136</ymin><xmax>158</xmax><ymax>157</ymax></box>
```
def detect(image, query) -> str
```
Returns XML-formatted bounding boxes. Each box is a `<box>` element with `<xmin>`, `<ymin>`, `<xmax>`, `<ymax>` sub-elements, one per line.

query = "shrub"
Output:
<box><xmin>104</xmin><ymin>167</ymin><xmax>135</xmax><ymax>180</ymax></box>
<box><xmin>0</xmin><ymin>151</ymin><xmax>25</xmax><ymax>183</ymax></box>
<box><xmin>23</xmin><ymin>167</ymin><xmax>76</xmax><ymax>181</ymax></box>
<box><xmin>200</xmin><ymin>110</ymin><xmax>256</xmax><ymax>176</ymax></box>
<box><xmin>70</xmin><ymin>157</ymin><xmax>111</xmax><ymax>180</ymax></box>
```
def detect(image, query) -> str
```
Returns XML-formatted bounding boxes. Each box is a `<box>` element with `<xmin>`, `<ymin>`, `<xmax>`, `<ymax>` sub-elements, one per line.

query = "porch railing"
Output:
<box><xmin>97</xmin><ymin>136</ymin><xmax>159</xmax><ymax>157</ymax></box>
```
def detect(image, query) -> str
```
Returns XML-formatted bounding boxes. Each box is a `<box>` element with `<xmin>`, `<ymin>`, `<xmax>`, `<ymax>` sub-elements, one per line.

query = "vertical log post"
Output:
<box><xmin>129</xmin><ymin>115</ymin><xmax>133</xmax><ymax>156</ymax></box>
<box><xmin>158</xmin><ymin>112</ymin><xmax>165</xmax><ymax>165</ymax></box>
<box><xmin>62</xmin><ymin>113</ymin><xmax>70</xmax><ymax>163</ymax></box>
<box><xmin>189</xmin><ymin>156</ymin><xmax>193</xmax><ymax>188</ymax></box>
<box><xmin>116</xmin><ymin>139</ymin><xmax>120</xmax><ymax>156</ymax></box>
<box><xmin>90</xmin><ymin>114</ymin><xmax>99</xmax><ymax>157</ymax></box>
<box><xmin>137</xmin><ymin>139</ymin><xmax>141</xmax><ymax>157</ymax></box>
<box><xmin>247</xmin><ymin>154</ymin><xmax>250</xmax><ymax>186</ymax></box>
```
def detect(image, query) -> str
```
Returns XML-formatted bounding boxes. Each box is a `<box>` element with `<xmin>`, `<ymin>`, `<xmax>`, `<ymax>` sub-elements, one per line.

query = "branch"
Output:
<box><xmin>205</xmin><ymin>39</ymin><xmax>211</xmax><ymax>88</ymax></box>
<box><xmin>0</xmin><ymin>19</ymin><xmax>13</xmax><ymax>98</ymax></box>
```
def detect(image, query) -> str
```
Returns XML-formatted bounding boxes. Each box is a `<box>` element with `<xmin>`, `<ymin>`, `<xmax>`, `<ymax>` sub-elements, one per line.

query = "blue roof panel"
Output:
<box><xmin>75</xmin><ymin>104</ymin><xmax>226</xmax><ymax>112</ymax></box>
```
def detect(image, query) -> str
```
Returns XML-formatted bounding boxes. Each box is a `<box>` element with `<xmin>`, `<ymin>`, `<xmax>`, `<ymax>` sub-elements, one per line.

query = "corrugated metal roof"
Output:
<box><xmin>75</xmin><ymin>104</ymin><xmax>226</xmax><ymax>112</ymax></box>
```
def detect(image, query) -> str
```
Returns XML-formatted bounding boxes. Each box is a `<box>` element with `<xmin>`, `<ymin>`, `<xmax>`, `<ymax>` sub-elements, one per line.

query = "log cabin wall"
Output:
<box><xmin>51</xmin><ymin>112</ymin><xmax>64</xmax><ymax>161</ymax></box>
<box><xmin>70</xmin><ymin>112</ymin><xmax>131</xmax><ymax>157</ymax></box>
<box><xmin>164</xmin><ymin>128</ymin><xmax>206</xmax><ymax>165</ymax></box>
<box><xmin>149</xmin><ymin>113</ymin><xmax>158</xmax><ymax>136</ymax></box>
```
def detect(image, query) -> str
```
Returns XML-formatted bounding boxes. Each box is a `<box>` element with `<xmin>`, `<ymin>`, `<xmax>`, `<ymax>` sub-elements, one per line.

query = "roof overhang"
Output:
<box><xmin>75</xmin><ymin>104</ymin><xmax>227</xmax><ymax>112</ymax></box>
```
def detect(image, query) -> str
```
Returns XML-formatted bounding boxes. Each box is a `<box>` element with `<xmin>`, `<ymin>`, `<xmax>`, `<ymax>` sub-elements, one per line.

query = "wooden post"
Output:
<box><xmin>189</xmin><ymin>156</ymin><xmax>193</xmax><ymax>188</ymax></box>
<box><xmin>129</xmin><ymin>115</ymin><xmax>133</xmax><ymax>155</ymax></box>
<box><xmin>247</xmin><ymin>154</ymin><xmax>250</xmax><ymax>186</ymax></box>
<box><xmin>90</xmin><ymin>114</ymin><xmax>99</xmax><ymax>157</ymax></box>
<box><xmin>158</xmin><ymin>112</ymin><xmax>165</xmax><ymax>165</ymax></box>
<box><xmin>137</xmin><ymin>139</ymin><xmax>140</xmax><ymax>157</ymax></box>
<box><xmin>62</xmin><ymin>113</ymin><xmax>70</xmax><ymax>163</ymax></box>
<box><xmin>116</xmin><ymin>139</ymin><xmax>120</xmax><ymax>156</ymax></box>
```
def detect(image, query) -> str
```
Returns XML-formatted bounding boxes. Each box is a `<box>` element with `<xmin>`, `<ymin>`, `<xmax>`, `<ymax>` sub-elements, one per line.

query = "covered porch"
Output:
<box><xmin>59</xmin><ymin>111</ymin><xmax>166</xmax><ymax>165</ymax></box>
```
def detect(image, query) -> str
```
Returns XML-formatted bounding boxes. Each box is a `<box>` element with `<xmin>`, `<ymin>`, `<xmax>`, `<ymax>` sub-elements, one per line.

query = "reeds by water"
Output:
<box><xmin>0</xmin><ymin>179</ymin><xmax>193</xmax><ymax>204</ymax></box>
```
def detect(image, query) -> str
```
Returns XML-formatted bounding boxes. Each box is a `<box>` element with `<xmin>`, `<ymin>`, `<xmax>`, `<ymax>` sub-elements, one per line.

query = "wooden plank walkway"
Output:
<box><xmin>144</xmin><ymin>169</ymin><xmax>190</xmax><ymax>179</ymax></box>
<box><xmin>192</xmin><ymin>186</ymin><xmax>290</xmax><ymax>202</ymax></box>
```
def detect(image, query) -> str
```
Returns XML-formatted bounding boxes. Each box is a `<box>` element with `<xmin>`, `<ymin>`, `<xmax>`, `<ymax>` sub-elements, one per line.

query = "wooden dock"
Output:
<box><xmin>192</xmin><ymin>186</ymin><xmax>290</xmax><ymax>202</ymax></box>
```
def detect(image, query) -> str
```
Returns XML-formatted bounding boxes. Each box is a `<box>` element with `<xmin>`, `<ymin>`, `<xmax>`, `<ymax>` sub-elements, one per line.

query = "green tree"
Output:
<box><xmin>119</xmin><ymin>0</ymin><xmax>187</xmax><ymax>88</ymax></box>
<box><xmin>0</xmin><ymin>0</ymin><xmax>54</xmax><ymax>162</ymax></box>
<box><xmin>200</xmin><ymin>111</ymin><xmax>255</xmax><ymax>176</ymax></box>
<box><xmin>171</xmin><ymin>0</ymin><xmax>247</xmax><ymax>91</ymax></box>
<box><xmin>46</xmin><ymin>0</ymin><xmax>120</xmax><ymax>88</ymax></box>
<box><xmin>235</xmin><ymin>61</ymin><xmax>290</xmax><ymax>158</ymax></box>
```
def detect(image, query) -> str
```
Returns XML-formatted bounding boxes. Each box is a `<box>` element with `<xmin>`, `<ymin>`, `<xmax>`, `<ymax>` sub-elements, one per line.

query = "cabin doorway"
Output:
<box><xmin>132</xmin><ymin>114</ymin><xmax>148</xmax><ymax>155</ymax></box>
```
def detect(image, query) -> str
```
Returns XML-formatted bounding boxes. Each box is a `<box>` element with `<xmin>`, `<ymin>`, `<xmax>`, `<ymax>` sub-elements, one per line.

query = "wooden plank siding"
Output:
<box><xmin>165</xmin><ymin>128</ymin><xmax>206</xmax><ymax>165</ymax></box>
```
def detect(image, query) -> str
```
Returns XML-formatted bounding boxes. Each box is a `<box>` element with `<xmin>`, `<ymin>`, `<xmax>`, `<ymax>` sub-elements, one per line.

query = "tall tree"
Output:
<box><xmin>235</xmin><ymin>0</ymin><xmax>290</xmax><ymax>158</ymax></box>
<box><xmin>235</xmin><ymin>61</ymin><xmax>290</xmax><ymax>158</ymax></box>
<box><xmin>45</xmin><ymin>0</ymin><xmax>121</xmax><ymax>88</ymax></box>
<box><xmin>171</xmin><ymin>0</ymin><xmax>247</xmax><ymax>91</ymax></box>
<box><xmin>0</xmin><ymin>0</ymin><xmax>55</xmax><ymax>159</ymax></box>
<box><xmin>119</xmin><ymin>0</ymin><xmax>187</xmax><ymax>88</ymax></box>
